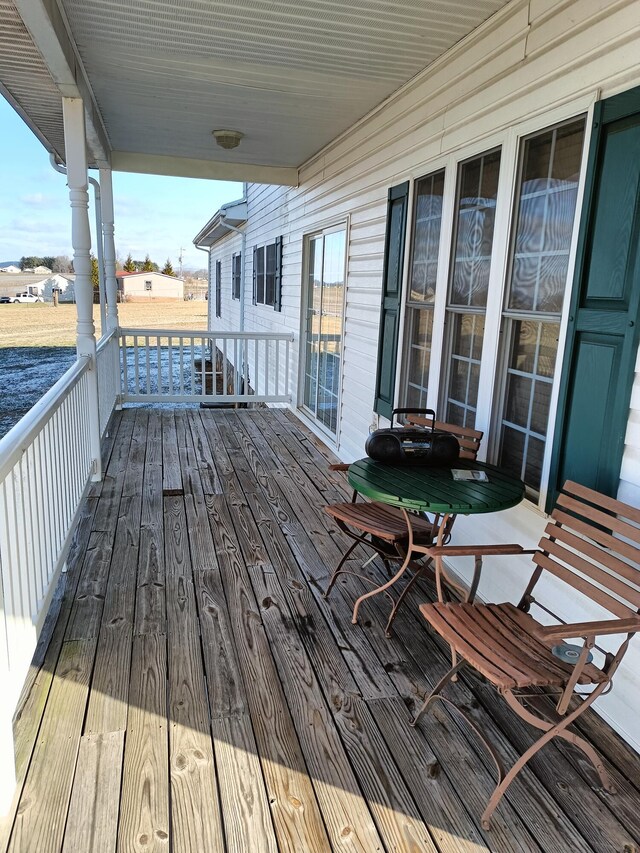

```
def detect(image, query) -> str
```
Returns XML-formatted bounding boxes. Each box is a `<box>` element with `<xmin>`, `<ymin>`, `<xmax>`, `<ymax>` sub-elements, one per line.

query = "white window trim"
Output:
<box><xmin>297</xmin><ymin>220</ymin><xmax>349</xmax><ymax>448</ymax></box>
<box><xmin>393</xmin><ymin>93</ymin><xmax>597</xmax><ymax>510</ymax></box>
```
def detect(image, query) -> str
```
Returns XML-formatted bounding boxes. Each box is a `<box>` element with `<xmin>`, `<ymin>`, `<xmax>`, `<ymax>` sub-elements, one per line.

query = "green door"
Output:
<box><xmin>550</xmin><ymin>86</ymin><xmax>640</xmax><ymax>504</ymax></box>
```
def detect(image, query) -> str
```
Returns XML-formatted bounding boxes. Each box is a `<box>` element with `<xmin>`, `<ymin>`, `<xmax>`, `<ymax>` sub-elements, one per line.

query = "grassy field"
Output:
<box><xmin>0</xmin><ymin>301</ymin><xmax>209</xmax><ymax>348</ymax></box>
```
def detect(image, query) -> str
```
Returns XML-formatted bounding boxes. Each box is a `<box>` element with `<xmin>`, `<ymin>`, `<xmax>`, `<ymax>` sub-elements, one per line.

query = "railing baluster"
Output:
<box><xmin>275</xmin><ymin>339</ymin><xmax>280</xmax><ymax>397</ymax></box>
<box><xmin>244</xmin><ymin>340</ymin><xmax>249</xmax><ymax>398</ymax></box>
<box><xmin>168</xmin><ymin>336</ymin><xmax>173</xmax><ymax>397</ymax></box>
<box><xmin>222</xmin><ymin>337</ymin><xmax>228</xmax><ymax>397</ymax></box>
<box><xmin>134</xmin><ymin>336</ymin><xmax>140</xmax><ymax>395</ymax></box>
<box><xmin>233</xmin><ymin>335</ymin><xmax>244</xmax><ymax>394</ymax></box>
<box><xmin>121</xmin><ymin>333</ymin><xmax>129</xmax><ymax>400</ymax></box>
<box><xmin>157</xmin><ymin>336</ymin><xmax>162</xmax><ymax>397</ymax></box>
<box><xmin>190</xmin><ymin>336</ymin><xmax>196</xmax><ymax>396</ymax></box>
<box><xmin>145</xmin><ymin>335</ymin><xmax>151</xmax><ymax>395</ymax></box>
<box><xmin>265</xmin><ymin>339</ymin><xmax>270</xmax><ymax>398</ymax></box>
<box><xmin>285</xmin><ymin>337</ymin><xmax>291</xmax><ymax>397</ymax></box>
<box><xmin>179</xmin><ymin>337</ymin><xmax>184</xmax><ymax>395</ymax></box>
<box><xmin>201</xmin><ymin>337</ymin><xmax>206</xmax><ymax>398</ymax></box>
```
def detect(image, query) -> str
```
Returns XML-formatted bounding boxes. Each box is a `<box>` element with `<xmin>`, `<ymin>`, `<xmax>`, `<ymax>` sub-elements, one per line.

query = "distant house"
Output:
<box><xmin>116</xmin><ymin>271</ymin><xmax>184</xmax><ymax>301</ymax></box>
<box><xmin>41</xmin><ymin>274</ymin><xmax>76</xmax><ymax>302</ymax></box>
<box><xmin>0</xmin><ymin>264</ymin><xmax>21</xmax><ymax>274</ymax></box>
<box><xmin>22</xmin><ymin>265</ymin><xmax>52</xmax><ymax>275</ymax></box>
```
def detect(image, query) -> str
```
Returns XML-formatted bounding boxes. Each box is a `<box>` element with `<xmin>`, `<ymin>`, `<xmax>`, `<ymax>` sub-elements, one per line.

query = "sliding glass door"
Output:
<box><xmin>302</xmin><ymin>226</ymin><xmax>346</xmax><ymax>435</ymax></box>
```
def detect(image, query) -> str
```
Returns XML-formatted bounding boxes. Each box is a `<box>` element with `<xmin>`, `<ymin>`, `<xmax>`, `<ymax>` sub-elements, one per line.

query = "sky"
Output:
<box><xmin>0</xmin><ymin>96</ymin><xmax>241</xmax><ymax>272</ymax></box>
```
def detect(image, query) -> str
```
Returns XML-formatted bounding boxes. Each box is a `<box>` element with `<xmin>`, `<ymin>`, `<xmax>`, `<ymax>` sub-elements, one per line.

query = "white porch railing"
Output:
<box><xmin>119</xmin><ymin>328</ymin><xmax>294</xmax><ymax>404</ymax></box>
<box><xmin>96</xmin><ymin>328</ymin><xmax>120</xmax><ymax>435</ymax></box>
<box><xmin>0</xmin><ymin>356</ymin><xmax>95</xmax><ymax>700</ymax></box>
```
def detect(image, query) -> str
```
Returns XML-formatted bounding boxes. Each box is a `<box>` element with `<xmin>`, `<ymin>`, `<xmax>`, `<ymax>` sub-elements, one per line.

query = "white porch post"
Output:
<box><xmin>99</xmin><ymin>167</ymin><xmax>122</xmax><ymax>409</ymax></box>
<box><xmin>63</xmin><ymin>97</ymin><xmax>102</xmax><ymax>481</ymax></box>
<box><xmin>99</xmin><ymin>167</ymin><xmax>119</xmax><ymax>332</ymax></box>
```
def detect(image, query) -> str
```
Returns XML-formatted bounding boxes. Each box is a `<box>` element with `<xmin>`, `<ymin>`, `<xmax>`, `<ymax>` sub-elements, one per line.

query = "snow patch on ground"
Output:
<box><xmin>0</xmin><ymin>347</ymin><xmax>76</xmax><ymax>438</ymax></box>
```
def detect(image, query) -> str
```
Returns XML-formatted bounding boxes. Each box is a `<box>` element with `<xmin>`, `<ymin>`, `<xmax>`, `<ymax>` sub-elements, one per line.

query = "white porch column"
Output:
<box><xmin>99</xmin><ymin>167</ymin><xmax>119</xmax><ymax>332</ymax></box>
<box><xmin>63</xmin><ymin>97</ymin><xmax>102</xmax><ymax>481</ymax></box>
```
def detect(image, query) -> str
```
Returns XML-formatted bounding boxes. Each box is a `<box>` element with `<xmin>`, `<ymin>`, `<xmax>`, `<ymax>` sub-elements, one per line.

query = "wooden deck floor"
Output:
<box><xmin>3</xmin><ymin>408</ymin><xmax>640</xmax><ymax>853</ymax></box>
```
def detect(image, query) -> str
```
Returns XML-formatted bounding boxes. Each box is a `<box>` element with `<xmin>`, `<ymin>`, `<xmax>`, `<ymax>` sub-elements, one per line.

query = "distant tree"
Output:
<box><xmin>141</xmin><ymin>254</ymin><xmax>155</xmax><ymax>272</ymax></box>
<box><xmin>20</xmin><ymin>256</ymin><xmax>41</xmax><ymax>270</ymax></box>
<box><xmin>123</xmin><ymin>253</ymin><xmax>136</xmax><ymax>272</ymax></box>
<box><xmin>52</xmin><ymin>255</ymin><xmax>73</xmax><ymax>273</ymax></box>
<box><xmin>42</xmin><ymin>256</ymin><xmax>55</xmax><ymax>271</ymax></box>
<box><xmin>161</xmin><ymin>258</ymin><xmax>175</xmax><ymax>276</ymax></box>
<box><xmin>90</xmin><ymin>253</ymin><xmax>100</xmax><ymax>293</ymax></box>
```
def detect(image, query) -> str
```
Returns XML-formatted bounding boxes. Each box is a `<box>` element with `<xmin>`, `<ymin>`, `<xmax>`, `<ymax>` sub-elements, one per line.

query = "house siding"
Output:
<box><xmin>203</xmin><ymin>0</ymin><xmax>640</xmax><ymax>749</ymax></box>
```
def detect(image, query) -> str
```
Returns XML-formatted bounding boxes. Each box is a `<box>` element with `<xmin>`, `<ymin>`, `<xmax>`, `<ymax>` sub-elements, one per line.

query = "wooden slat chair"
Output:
<box><xmin>323</xmin><ymin>414</ymin><xmax>483</xmax><ymax>636</ymax></box>
<box><xmin>412</xmin><ymin>480</ymin><xmax>640</xmax><ymax>829</ymax></box>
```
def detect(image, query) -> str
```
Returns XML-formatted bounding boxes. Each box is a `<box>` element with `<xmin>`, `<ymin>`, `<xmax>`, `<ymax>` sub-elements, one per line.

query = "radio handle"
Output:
<box><xmin>391</xmin><ymin>408</ymin><xmax>436</xmax><ymax>432</ymax></box>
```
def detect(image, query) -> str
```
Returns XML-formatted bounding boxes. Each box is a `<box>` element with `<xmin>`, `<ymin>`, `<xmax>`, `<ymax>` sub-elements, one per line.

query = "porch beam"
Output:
<box><xmin>12</xmin><ymin>0</ymin><xmax>111</xmax><ymax>168</ymax></box>
<box><xmin>63</xmin><ymin>97</ymin><xmax>102</xmax><ymax>481</ymax></box>
<box><xmin>111</xmin><ymin>151</ymin><xmax>299</xmax><ymax>186</ymax></box>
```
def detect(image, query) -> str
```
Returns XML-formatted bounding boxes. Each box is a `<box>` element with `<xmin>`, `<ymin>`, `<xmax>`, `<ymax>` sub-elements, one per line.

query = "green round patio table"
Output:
<box><xmin>347</xmin><ymin>457</ymin><xmax>525</xmax><ymax>515</ymax></box>
<box><xmin>345</xmin><ymin>457</ymin><xmax>525</xmax><ymax>628</ymax></box>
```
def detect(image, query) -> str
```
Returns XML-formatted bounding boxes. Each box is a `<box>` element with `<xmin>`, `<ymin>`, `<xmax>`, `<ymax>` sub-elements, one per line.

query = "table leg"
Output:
<box><xmin>351</xmin><ymin>508</ymin><xmax>415</xmax><ymax>626</ymax></box>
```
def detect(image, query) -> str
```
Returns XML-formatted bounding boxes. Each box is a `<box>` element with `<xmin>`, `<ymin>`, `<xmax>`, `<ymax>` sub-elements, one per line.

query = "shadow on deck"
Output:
<box><xmin>2</xmin><ymin>408</ymin><xmax>640</xmax><ymax>852</ymax></box>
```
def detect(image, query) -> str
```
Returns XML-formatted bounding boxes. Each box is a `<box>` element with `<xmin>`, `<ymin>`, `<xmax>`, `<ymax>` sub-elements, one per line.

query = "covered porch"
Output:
<box><xmin>3</xmin><ymin>407</ymin><xmax>639</xmax><ymax>852</ymax></box>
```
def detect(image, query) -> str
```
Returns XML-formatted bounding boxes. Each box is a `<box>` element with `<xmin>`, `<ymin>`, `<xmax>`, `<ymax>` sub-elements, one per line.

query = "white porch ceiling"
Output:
<box><xmin>1</xmin><ymin>0</ymin><xmax>511</xmax><ymax>182</ymax></box>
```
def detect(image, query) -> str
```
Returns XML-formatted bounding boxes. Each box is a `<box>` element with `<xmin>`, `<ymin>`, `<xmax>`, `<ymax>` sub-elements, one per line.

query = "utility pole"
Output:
<box><xmin>178</xmin><ymin>247</ymin><xmax>184</xmax><ymax>279</ymax></box>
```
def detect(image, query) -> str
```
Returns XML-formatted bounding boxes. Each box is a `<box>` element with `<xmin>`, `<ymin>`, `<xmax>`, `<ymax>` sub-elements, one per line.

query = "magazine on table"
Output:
<box><xmin>451</xmin><ymin>469</ymin><xmax>489</xmax><ymax>482</ymax></box>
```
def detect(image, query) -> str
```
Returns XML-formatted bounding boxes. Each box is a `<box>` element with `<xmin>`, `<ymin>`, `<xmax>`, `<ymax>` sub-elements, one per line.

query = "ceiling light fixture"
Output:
<box><xmin>212</xmin><ymin>129</ymin><xmax>244</xmax><ymax>150</ymax></box>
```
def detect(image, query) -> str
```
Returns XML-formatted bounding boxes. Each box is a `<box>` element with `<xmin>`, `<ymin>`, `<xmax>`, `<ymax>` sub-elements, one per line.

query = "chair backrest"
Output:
<box><xmin>533</xmin><ymin>480</ymin><xmax>640</xmax><ymax>619</ymax></box>
<box><xmin>405</xmin><ymin>414</ymin><xmax>483</xmax><ymax>460</ymax></box>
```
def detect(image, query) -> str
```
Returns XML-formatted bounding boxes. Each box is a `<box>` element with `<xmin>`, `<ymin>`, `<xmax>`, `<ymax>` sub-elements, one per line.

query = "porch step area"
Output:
<box><xmin>2</xmin><ymin>408</ymin><xmax>639</xmax><ymax>852</ymax></box>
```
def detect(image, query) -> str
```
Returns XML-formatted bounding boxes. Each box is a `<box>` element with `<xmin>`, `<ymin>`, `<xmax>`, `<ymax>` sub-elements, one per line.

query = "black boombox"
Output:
<box><xmin>365</xmin><ymin>408</ymin><xmax>460</xmax><ymax>466</ymax></box>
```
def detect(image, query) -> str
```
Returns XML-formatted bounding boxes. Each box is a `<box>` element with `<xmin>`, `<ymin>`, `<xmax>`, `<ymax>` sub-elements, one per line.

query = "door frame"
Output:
<box><xmin>297</xmin><ymin>220</ymin><xmax>349</xmax><ymax>445</ymax></box>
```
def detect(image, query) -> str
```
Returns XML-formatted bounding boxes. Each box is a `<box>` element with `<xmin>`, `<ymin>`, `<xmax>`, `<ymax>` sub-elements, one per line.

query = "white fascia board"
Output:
<box><xmin>12</xmin><ymin>0</ymin><xmax>111</xmax><ymax>167</ymax></box>
<box><xmin>112</xmin><ymin>151</ymin><xmax>298</xmax><ymax>186</ymax></box>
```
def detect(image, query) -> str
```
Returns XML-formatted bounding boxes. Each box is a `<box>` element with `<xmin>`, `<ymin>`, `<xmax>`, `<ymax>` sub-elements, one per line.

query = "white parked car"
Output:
<box><xmin>13</xmin><ymin>292</ymin><xmax>43</xmax><ymax>303</ymax></box>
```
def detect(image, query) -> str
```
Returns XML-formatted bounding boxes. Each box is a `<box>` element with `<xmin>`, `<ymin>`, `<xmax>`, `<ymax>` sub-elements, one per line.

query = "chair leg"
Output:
<box><xmin>410</xmin><ymin>660</ymin><xmax>466</xmax><ymax>726</ymax></box>
<box><xmin>505</xmin><ymin>690</ymin><xmax>616</xmax><ymax>794</ymax></box>
<box><xmin>384</xmin><ymin>560</ymin><xmax>432</xmax><ymax>638</ymax></box>
<box><xmin>323</xmin><ymin>540</ymin><xmax>360</xmax><ymax>599</ymax></box>
<box><xmin>482</xmin><ymin>687</ymin><xmax>615</xmax><ymax>829</ymax></box>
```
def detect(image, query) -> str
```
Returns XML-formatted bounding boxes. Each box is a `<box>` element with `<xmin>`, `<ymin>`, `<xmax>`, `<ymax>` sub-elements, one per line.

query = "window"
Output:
<box><xmin>253</xmin><ymin>238</ymin><xmax>283</xmax><ymax>310</ymax></box>
<box><xmin>397</xmin><ymin>115</ymin><xmax>586</xmax><ymax>504</ymax></box>
<box><xmin>441</xmin><ymin>149</ymin><xmax>501</xmax><ymax>427</ymax></box>
<box><xmin>232</xmin><ymin>253</ymin><xmax>241</xmax><ymax>300</ymax></box>
<box><xmin>144</xmin><ymin>280</ymin><xmax>152</xmax><ymax>291</ymax></box>
<box><xmin>215</xmin><ymin>260</ymin><xmax>221</xmax><ymax>318</ymax></box>
<box><xmin>495</xmin><ymin>119</ymin><xmax>585</xmax><ymax>495</ymax></box>
<box><xmin>403</xmin><ymin>171</ymin><xmax>444</xmax><ymax>409</ymax></box>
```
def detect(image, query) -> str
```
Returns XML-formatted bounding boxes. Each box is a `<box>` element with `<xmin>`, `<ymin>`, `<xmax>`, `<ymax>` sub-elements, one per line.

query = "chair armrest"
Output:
<box><xmin>419</xmin><ymin>544</ymin><xmax>530</xmax><ymax>558</ymax></box>
<box><xmin>328</xmin><ymin>463</ymin><xmax>350</xmax><ymax>472</ymax></box>
<box><xmin>537</xmin><ymin>617</ymin><xmax>640</xmax><ymax>640</ymax></box>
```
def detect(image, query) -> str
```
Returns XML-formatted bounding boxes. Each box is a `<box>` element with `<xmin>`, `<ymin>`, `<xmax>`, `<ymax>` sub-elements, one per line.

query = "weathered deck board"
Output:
<box><xmin>7</xmin><ymin>640</ymin><xmax>97</xmax><ymax>853</ymax></box>
<box><xmin>61</xmin><ymin>730</ymin><xmax>124</xmax><ymax>853</ymax></box>
<box><xmin>5</xmin><ymin>409</ymin><xmax>640</xmax><ymax>853</ymax></box>
<box><xmin>117</xmin><ymin>633</ymin><xmax>170</xmax><ymax>853</ymax></box>
<box><xmin>164</xmin><ymin>494</ymin><xmax>225</xmax><ymax>852</ymax></box>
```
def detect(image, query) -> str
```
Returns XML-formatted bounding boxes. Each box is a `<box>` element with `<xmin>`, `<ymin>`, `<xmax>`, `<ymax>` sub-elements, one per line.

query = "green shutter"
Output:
<box><xmin>373</xmin><ymin>182</ymin><xmax>409</xmax><ymax>419</ymax></box>
<box><xmin>252</xmin><ymin>247</ymin><xmax>257</xmax><ymax>305</ymax></box>
<box><xmin>549</xmin><ymin>86</ymin><xmax>640</xmax><ymax>508</ymax></box>
<box><xmin>274</xmin><ymin>235</ymin><xmax>283</xmax><ymax>312</ymax></box>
